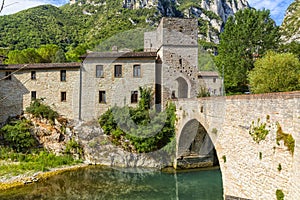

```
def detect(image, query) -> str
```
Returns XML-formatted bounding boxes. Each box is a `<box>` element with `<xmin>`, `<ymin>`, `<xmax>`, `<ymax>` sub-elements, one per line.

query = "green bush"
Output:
<box><xmin>99</xmin><ymin>87</ymin><xmax>176</xmax><ymax>153</ymax></box>
<box><xmin>26</xmin><ymin>99</ymin><xmax>59</xmax><ymax>124</ymax></box>
<box><xmin>276</xmin><ymin>189</ymin><xmax>284</xmax><ymax>200</ymax></box>
<box><xmin>65</xmin><ymin>138</ymin><xmax>83</xmax><ymax>157</ymax></box>
<box><xmin>0</xmin><ymin>119</ymin><xmax>38</xmax><ymax>153</ymax></box>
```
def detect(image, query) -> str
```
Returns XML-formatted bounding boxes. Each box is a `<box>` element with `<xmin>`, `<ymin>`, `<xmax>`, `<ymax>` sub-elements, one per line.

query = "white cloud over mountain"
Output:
<box><xmin>0</xmin><ymin>0</ymin><xmax>68</xmax><ymax>15</ymax></box>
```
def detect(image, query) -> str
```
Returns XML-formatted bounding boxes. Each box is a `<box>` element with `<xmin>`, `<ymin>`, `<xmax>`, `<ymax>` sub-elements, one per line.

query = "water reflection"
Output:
<box><xmin>0</xmin><ymin>166</ymin><xmax>223</xmax><ymax>200</ymax></box>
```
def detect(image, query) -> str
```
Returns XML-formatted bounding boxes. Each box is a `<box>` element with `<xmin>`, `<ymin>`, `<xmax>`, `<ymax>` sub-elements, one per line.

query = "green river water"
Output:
<box><xmin>0</xmin><ymin>166</ymin><xmax>223</xmax><ymax>200</ymax></box>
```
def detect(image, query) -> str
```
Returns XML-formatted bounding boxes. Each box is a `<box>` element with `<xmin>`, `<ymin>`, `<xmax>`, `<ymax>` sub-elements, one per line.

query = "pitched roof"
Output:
<box><xmin>0</xmin><ymin>62</ymin><xmax>81</xmax><ymax>70</ymax></box>
<box><xmin>198</xmin><ymin>71</ymin><xmax>220</xmax><ymax>77</ymax></box>
<box><xmin>81</xmin><ymin>51</ymin><xmax>157</xmax><ymax>59</ymax></box>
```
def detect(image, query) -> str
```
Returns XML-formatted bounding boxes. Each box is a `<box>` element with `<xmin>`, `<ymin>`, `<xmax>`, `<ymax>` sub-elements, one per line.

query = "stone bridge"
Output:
<box><xmin>173</xmin><ymin>91</ymin><xmax>300</xmax><ymax>200</ymax></box>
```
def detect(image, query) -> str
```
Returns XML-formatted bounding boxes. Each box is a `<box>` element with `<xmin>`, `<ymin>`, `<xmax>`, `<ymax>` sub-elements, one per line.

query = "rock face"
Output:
<box><xmin>280</xmin><ymin>0</ymin><xmax>300</xmax><ymax>43</ymax></box>
<box><xmin>122</xmin><ymin>0</ymin><xmax>250</xmax><ymax>43</ymax></box>
<box><xmin>26</xmin><ymin>114</ymin><xmax>172</xmax><ymax>168</ymax></box>
<box><xmin>74</xmin><ymin>120</ymin><xmax>173</xmax><ymax>169</ymax></box>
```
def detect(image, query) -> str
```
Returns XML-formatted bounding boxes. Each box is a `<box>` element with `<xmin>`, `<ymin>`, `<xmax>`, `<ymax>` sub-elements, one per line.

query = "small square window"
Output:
<box><xmin>131</xmin><ymin>91</ymin><xmax>138</xmax><ymax>103</ymax></box>
<box><xmin>31</xmin><ymin>91</ymin><xmax>36</xmax><ymax>100</ymax></box>
<box><xmin>61</xmin><ymin>92</ymin><xmax>66</xmax><ymax>102</ymax></box>
<box><xmin>96</xmin><ymin>65</ymin><xmax>104</xmax><ymax>78</ymax></box>
<box><xmin>5</xmin><ymin>71</ymin><xmax>11</xmax><ymax>80</ymax></box>
<box><xmin>114</xmin><ymin>65</ymin><xmax>122</xmax><ymax>78</ymax></box>
<box><xmin>60</xmin><ymin>70</ymin><xmax>66</xmax><ymax>82</ymax></box>
<box><xmin>31</xmin><ymin>71</ymin><xmax>36</xmax><ymax>80</ymax></box>
<box><xmin>99</xmin><ymin>91</ymin><xmax>106</xmax><ymax>103</ymax></box>
<box><xmin>133</xmin><ymin>65</ymin><xmax>141</xmax><ymax>77</ymax></box>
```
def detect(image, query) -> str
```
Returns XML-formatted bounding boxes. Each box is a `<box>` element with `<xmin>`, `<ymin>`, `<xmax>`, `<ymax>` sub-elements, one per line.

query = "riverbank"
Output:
<box><xmin>0</xmin><ymin>163</ymin><xmax>89</xmax><ymax>191</ymax></box>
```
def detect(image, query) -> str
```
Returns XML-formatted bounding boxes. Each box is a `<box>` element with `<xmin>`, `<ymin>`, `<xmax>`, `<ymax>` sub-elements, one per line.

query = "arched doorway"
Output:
<box><xmin>176</xmin><ymin>119</ymin><xmax>219</xmax><ymax>169</ymax></box>
<box><xmin>176</xmin><ymin>77</ymin><xmax>188</xmax><ymax>98</ymax></box>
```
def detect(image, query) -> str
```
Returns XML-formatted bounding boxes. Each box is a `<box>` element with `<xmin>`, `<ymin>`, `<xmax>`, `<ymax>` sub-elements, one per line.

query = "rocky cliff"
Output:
<box><xmin>23</xmin><ymin>114</ymin><xmax>172</xmax><ymax>168</ymax></box>
<box><xmin>71</xmin><ymin>0</ymin><xmax>250</xmax><ymax>44</ymax></box>
<box><xmin>122</xmin><ymin>0</ymin><xmax>250</xmax><ymax>43</ymax></box>
<box><xmin>280</xmin><ymin>0</ymin><xmax>300</xmax><ymax>43</ymax></box>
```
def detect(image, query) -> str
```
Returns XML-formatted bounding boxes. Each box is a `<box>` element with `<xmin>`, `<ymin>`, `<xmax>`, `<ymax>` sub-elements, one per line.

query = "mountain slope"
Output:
<box><xmin>280</xmin><ymin>0</ymin><xmax>300</xmax><ymax>43</ymax></box>
<box><xmin>0</xmin><ymin>0</ymin><xmax>249</xmax><ymax>52</ymax></box>
<box><xmin>124</xmin><ymin>0</ymin><xmax>250</xmax><ymax>43</ymax></box>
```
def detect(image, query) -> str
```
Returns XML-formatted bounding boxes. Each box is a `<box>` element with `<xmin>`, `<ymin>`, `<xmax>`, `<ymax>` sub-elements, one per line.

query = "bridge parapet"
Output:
<box><xmin>173</xmin><ymin>91</ymin><xmax>300</xmax><ymax>199</ymax></box>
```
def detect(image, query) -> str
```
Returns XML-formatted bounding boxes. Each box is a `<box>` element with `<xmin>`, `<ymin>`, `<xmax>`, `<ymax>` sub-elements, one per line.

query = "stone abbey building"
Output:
<box><xmin>0</xmin><ymin>18</ymin><xmax>221</xmax><ymax>124</ymax></box>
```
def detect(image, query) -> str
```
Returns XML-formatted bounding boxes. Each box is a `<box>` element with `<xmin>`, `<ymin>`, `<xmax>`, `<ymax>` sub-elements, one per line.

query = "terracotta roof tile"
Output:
<box><xmin>0</xmin><ymin>62</ymin><xmax>81</xmax><ymax>70</ymax></box>
<box><xmin>81</xmin><ymin>51</ymin><xmax>157</xmax><ymax>59</ymax></box>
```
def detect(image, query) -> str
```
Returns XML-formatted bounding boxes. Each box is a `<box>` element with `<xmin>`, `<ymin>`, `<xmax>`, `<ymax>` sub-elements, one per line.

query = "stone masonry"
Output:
<box><xmin>0</xmin><ymin>63</ymin><xmax>80</xmax><ymax>124</ymax></box>
<box><xmin>0</xmin><ymin>18</ymin><xmax>221</xmax><ymax>124</ymax></box>
<box><xmin>174</xmin><ymin>91</ymin><xmax>300</xmax><ymax>200</ymax></box>
<box><xmin>80</xmin><ymin>52</ymin><xmax>157</xmax><ymax>120</ymax></box>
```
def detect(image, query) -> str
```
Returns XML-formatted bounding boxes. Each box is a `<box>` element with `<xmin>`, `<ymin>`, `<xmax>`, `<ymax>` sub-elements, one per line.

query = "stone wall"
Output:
<box><xmin>144</xmin><ymin>31</ymin><xmax>157</xmax><ymax>52</ymax></box>
<box><xmin>81</xmin><ymin>56</ymin><xmax>156</xmax><ymax>120</ymax></box>
<box><xmin>174</xmin><ymin>91</ymin><xmax>300</xmax><ymax>200</ymax></box>
<box><xmin>154</xmin><ymin>18</ymin><xmax>200</xmax><ymax>107</ymax></box>
<box><xmin>198</xmin><ymin>71</ymin><xmax>223</xmax><ymax>96</ymax></box>
<box><xmin>0</xmin><ymin>66</ymin><xmax>80</xmax><ymax>124</ymax></box>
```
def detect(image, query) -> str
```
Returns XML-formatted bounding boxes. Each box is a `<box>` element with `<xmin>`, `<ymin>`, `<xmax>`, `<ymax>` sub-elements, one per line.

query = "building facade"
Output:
<box><xmin>0</xmin><ymin>18</ymin><xmax>222</xmax><ymax>124</ymax></box>
<box><xmin>0</xmin><ymin>63</ymin><xmax>81</xmax><ymax>123</ymax></box>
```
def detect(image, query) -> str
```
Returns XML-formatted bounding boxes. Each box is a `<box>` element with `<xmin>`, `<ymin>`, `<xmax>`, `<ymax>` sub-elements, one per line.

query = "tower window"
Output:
<box><xmin>131</xmin><ymin>91</ymin><xmax>138</xmax><ymax>103</ymax></box>
<box><xmin>133</xmin><ymin>65</ymin><xmax>141</xmax><ymax>77</ymax></box>
<box><xmin>61</xmin><ymin>92</ymin><xmax>66</xmax><ymax>102</ymax></box>
<box><xmin>60</xmin><ymin>70</ymin><xmax>66</xmax><ymax>81</ymax></box>
<box><xmin>114</xmin><ymin>65</ymin><xmax>122</xmax><ymax>78</ymax></box>
<box><xmin>99</xmin><ymin>91</ymin><xmax>106</xmax><ymax>103</ymax></box>
<box><xmin>31</xmin><ymin>71</ymin><xmax>36</xmax><ymax>80</ymax></box>
<box><xmin>31</xmin><ymin>91</ymin><xmax>36</xmax><ymax>100</ymax></box>
<box><xmin>96</xmin><ymin>65</ymin><xmax>104</xmax><ymax>78</ymax></box>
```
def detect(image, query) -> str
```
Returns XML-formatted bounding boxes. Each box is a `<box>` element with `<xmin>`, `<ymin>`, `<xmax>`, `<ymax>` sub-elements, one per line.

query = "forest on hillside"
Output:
<box><xmin>0</xmin><ymin>0</ymin><xmax>299</xmax><ymax>94</ymax></box>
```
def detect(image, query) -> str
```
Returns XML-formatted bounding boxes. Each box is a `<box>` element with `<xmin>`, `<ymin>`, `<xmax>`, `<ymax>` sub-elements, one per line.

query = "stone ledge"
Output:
<box><xmin>225</xmin><ymin>195</ymin><xmax>252</xmax><ymax>200</ymax></box>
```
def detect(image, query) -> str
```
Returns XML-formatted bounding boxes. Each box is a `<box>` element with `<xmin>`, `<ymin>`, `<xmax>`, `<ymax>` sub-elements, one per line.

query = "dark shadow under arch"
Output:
<box><xmin>177</xmin><ymin>119</ymin><xmax>219</xmax><ymax>169</ymax></box>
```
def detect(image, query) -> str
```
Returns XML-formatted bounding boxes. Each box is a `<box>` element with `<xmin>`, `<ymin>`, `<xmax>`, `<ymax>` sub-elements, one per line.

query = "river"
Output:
<box><xmin>0</xmin><ymin>166</ymin><xmax>223</xmax><ymax>200</ymax></box>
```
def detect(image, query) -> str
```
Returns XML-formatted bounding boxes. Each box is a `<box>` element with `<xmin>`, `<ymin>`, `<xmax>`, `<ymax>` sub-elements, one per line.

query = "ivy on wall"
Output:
<box><xmin>276</xmin><ymin>123</ymin><xmax>295</xmax><ymax>155</ymax></box>
<box><xmin>249</xmin><ymin>118</ymin><xmax>269</xmax><ymax>143</ymax></box>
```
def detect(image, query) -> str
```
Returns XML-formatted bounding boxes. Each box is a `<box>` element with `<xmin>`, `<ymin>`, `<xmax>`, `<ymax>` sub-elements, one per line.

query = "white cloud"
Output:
<box><xmin>0</xmin><ymin>0</ymin><xmax>68</xmax><ymax>16</ymax></box>
<box><xmin>248</xmin><ymin>0</ymin><xmax>294</xmax><ymax>25</ymax></box>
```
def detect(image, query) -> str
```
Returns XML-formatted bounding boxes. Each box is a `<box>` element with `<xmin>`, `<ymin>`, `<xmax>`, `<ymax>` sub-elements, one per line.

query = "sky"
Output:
<box><xmin>248</xmin><ymin>0</ymin><xmax>294</xmax><ymax>25</ymax></box>
<box><xmin>0</xmin><ymin>0</ymin><xmax>296</xmax><ymax>25</ymax></box>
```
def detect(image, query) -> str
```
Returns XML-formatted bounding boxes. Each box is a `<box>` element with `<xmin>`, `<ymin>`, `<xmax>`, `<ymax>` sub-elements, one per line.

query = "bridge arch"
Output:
<box><xmin>175</xmin><ymin>118</ymin><xmax>219</xmax><ymax>169</ymax></box>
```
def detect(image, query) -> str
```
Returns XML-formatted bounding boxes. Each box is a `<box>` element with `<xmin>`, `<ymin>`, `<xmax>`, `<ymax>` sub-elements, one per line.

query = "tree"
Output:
<box><xmin>6</xmin><ymin>48</ymin><xmax>43</xmax><ymax>64</ymax></box>
<box><xmin>279</xmin><ymin>41</ymin><xmax>300</xmax><ymax>59</ymax></box>
<box><xmin>215</xmin><ymin>8</ymin><xmax>279</xmax><ymax>94</ymax></box>
<box><xmin>37</xmin><ymin>44</ymin><xmax>61</xmax><ymax>63</ymax></box>
<box><xmin>248</xmin><ymin>51</ymin><xmax>300</xmax><ymax>93</ymax></box>
<box><xmin>66</xmin><ymin>44</ymin><xmax>89</xmax><ymax>62</ymax></box>
<box><xmin>54</xmin><ymin>49</ymin><xmax>67</xmax><ymax>63</ymax></box>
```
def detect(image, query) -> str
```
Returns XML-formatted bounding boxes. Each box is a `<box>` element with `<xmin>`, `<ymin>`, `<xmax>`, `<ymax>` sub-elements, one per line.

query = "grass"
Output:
<box><xmin>0</xmin><ymin>147</ymin><xmax>82</xmax><ymax>177</ymax></box>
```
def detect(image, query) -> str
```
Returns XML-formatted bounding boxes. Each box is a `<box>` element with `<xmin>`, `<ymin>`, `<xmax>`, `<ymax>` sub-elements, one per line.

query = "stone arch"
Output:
<box><xmin>176</xmin><ymin>76</ymin><xmax>189</xmax><ymax>98</ymax></box>
<box><xmin>176</xmin><ymin>119</ymin><xmax>219</xmax><ymax>169</ymax></box>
